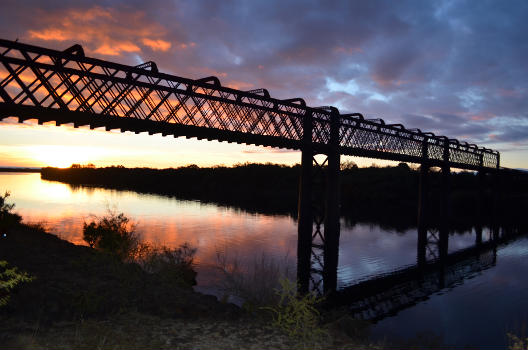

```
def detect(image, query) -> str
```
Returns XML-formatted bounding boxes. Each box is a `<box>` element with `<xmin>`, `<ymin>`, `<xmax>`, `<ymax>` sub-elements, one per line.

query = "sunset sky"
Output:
<box><xmin>1</xmin><ymin>0</ymin><xmax>527</xmax><ymax>169</ymax></box>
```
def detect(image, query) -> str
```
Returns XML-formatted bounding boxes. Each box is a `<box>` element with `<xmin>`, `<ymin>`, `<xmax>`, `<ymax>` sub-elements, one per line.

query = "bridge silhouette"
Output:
<box><xmin>0</xmin><ymin>39</ymin><xmax>508</xmax><ymax>293</ymax></box>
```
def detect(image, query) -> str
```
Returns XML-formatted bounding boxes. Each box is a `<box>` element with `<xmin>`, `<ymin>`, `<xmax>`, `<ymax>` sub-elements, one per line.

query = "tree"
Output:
<box><xmin>83</xmin><ymin>211</ymin><xmax>139</xmax><ymax>261</ymax></box>
<box><xmin>0</xmin><ymin>192</ymin><xmax>21</xmax><ymax>236</ymax></box>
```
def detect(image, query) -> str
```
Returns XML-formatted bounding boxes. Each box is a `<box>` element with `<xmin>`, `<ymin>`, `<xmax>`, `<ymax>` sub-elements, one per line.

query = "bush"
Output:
<box><xmin>83</xmin><ymin>210</ymin><xmax>197</xmax><ymax>288</ymax></box>
<box><xmin>264</xmin><ymin>277</ymin><xmax>327</xmax><ymax>343</ymax></box>
<box><xmin>83</xmin><ymin>210</ymin><xmax>141</xmax><ymax>262</ymax></box>
<box><xmin>0</xmin><ymin>260</ymin><xmax>33</xmax><ymax>307</ymax></box>
<box><xmin>0</xmin><ymin>191</ymin><xmax>21</xmax><ymax>235</ymax></box>
<box><xmin>138</xmin><ymin>243</ymin><xmax>197</xmax><ymax>288</ymax></box>
<box><xmin>509</xmin><ymin>333</ymin><xmax>528</xmax><ymax>350</ymax></box>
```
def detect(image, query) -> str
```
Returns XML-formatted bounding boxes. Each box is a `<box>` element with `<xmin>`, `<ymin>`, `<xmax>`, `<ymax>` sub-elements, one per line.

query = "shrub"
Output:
<box><xmin>0</xmin><ymin>191</ymin><xmax>21</xmax><ymax>235</ymax></box>
<box><xmin>83</xmin><ymin>210</ymin><xmax>197</xmax><ymax>288</ymax></box>
<box><xmin>0</xmin><ymin>260</ymin><xmax>34</xmax><ymax>307</ymax></box>
<box><xmin>82</xmin><ymin>210</ymin><xmax>140</xmax><ymax>262</ymax></box>
<box><xmin>138</xmin><ymin>243</ymin><xmax>197</xmax><ymax>288</ymax></box>
<box><xmin>509</xmin><ymin>333</ymin><xmax>528</xmax><ymax>350</ymax></box>
<box><xmin>264</xmin><ymin>277</ymin><xmax>327</xmax><ymax>343</ymax></box>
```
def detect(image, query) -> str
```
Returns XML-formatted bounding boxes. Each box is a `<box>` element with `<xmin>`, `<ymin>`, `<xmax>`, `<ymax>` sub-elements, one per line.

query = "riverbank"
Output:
<box><xmin>40</xmin><ymin>162</ymin><xmax>528</xmax><ymax>229</ymax></box>
<box><xmin>0</xmin><ymin>222</ymin><xmax>377</xmax><ymax>349</ymax></box>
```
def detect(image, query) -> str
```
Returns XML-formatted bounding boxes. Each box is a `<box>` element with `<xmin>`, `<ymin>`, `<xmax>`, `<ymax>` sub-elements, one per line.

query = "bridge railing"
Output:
<box><xmin>0</xmin><ymin>39</ymin><xmax>499</xmax><ymax>170</ymax></box>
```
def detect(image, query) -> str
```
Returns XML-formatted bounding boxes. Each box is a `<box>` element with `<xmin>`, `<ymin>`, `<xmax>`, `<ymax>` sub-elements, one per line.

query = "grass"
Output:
<box><xmin>214</xmin><ymin>251</ymin><xmax>334</xmax><ymax>347</ymax></box>
<box><xmin>263</xmin><ymin>277</ymin><xmax>327</xmax><ymax>345</ymax></box>
<box><xmin>215</xmin><ymin>250</ymin><xmax>295</xmax><ymax>308</ymax></box>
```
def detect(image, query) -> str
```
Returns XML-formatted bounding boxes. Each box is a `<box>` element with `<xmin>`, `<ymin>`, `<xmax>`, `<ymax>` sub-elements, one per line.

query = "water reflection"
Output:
<box><xmin>330</xmin><ymin>226</ymin><xmax>524</xmax><ymax>321</ymax></box>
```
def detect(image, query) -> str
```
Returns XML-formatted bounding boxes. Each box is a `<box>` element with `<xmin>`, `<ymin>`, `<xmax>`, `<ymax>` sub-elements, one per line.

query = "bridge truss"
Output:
<box><xmin>0</xmin><ymin>39</ymin><xmax>499</xmax><ymax>170</ymax></box>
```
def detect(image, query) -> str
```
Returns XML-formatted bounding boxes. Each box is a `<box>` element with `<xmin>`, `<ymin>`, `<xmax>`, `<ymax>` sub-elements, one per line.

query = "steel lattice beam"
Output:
<box><xmin>0</xmin><ymin>39</ymin><xmax>499</xmax><ymax>170</ymax></box>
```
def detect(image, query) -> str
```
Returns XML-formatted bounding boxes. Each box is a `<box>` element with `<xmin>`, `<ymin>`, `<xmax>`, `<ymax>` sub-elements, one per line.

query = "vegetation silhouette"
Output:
<box><xmin>0</xmin><ymin>261</ymin><xmax>33</xmax><ymax>308</ymax></box>
<box><xmin>83</xmin><ymin>210</ymin><xmax>197</xmax><ymax>287</ymax></box>
<box><xmin>41</xmin><ymin>162</ymin><xmax>528</xmax><ymax>230</ymax></box>
<box><xmin>0</xmin><ymin>191</ymin><xmax>21</xmax><ymax>236</ymax></box>
<box><xmin>83</xmin><ymin>211</ymin><xmax>139</xmax><ymax>262</ymax></box>
<box><xmin>0</xmin><ymin>193</ymin><xmax>33</xmax><ymax>308</ymax></box>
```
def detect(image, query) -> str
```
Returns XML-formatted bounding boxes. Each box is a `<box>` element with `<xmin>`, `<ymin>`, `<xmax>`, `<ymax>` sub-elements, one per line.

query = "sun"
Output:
<box><xmin>29</xmin><ymin>145</ymin><xmax>101</xmax><ymax>168</ymax></box>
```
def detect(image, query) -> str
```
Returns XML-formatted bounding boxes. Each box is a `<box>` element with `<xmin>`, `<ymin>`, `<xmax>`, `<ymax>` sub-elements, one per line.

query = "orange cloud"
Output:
<box><xmin>142</xmin><ymin>38</ymin><xmax>171</xmax><ymax>52</ymax></box>
<box><xmin>25</xmin><ymin>6</ymin><xmax>183</xmax><ymax>57</ymax></box>
<box><xmin>94</xmin><ymin>43</ymin><xmax>141</xmax><ymax>56</ymax></box>
<box><xmin>225</xmin><ymin>80</ymin><xmax>254</xmax><ymax>90</ymax></box>
<box><xmin>28</xmin><ymin>28</ymin><xmax>70</xmax><ymax>41</ymax></box>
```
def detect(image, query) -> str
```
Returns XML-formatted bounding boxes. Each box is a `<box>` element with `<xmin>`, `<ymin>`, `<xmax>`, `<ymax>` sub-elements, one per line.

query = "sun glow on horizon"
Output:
<box><xmin>28</xmin><ymin>145</ymin><xmax>105</xmax><ymax>168</ymax></box>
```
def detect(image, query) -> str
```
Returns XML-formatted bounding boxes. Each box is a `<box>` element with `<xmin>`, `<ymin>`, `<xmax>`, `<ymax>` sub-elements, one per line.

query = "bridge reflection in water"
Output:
<box><xmin>316</xmin><ymin>223</ymin><xmax>525</xmax><ymax>322</ymax></box>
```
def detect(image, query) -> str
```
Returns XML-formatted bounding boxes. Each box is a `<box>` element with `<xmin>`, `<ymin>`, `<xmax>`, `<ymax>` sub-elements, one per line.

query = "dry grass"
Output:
<box><xmin>214</xmin><ymin>250</ymin><xmax>295</xmax><ymax>308</ymax></box>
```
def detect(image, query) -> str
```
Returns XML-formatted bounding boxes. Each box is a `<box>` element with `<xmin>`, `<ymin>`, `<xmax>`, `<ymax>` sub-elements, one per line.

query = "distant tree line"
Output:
<box><xmin>41</xmin><ymin>163</ymin><xmax>528</xmax><ymax>229</ymax></box>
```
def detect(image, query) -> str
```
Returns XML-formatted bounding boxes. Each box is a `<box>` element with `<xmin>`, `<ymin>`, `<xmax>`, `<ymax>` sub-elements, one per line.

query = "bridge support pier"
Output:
<box><xmin>417</xmin><ymin>139</ymin><xmax>430</xmax><ymax>267</ymax></box>
<box><xmin>323</xmin><ymin>111</ymin><xmax>341</xmax><ymax>294</ymax></box>
<box><xmin>297</xmin><ymin>109</ymin><xmax>341</xmax><ymax>295</ymax></box>
<box><xmin>297</xmin><ymin>113</ymin><xmax>314</xmax><ymax>295</ymax></box>
<box><xmin>492</xmin><ymin>169</ymin><xmax>501</xmax><ymax>237</ymax></box>
<box><xmin>438</xmin><ymin>140</ymin><xmax>451</xmax><ymax>262</ymax></box>
<box><xmin>417</xmin><ymin>162</ymin><xmax>429</xmax><ymax>267</ymax></box>
<box><xmin>439</xmin><ymin>164</ymin><xmax>450</xmax><ymax>261</ymax></box>
<box><xmin>418</xmin><ymin>144</ymin><xmax>452</xmax><ymax>267</ymax></box>
<box><xmin>475</xmin><ymin>169</ymin><xmax>485</xmax><ymax>245</ymax></box>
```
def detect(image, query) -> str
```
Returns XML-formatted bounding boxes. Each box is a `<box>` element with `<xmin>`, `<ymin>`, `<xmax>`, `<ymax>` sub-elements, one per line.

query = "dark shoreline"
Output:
<box><xmin>39</xmin><ymin>163</ymin><xmax>528</xmax><ymax>230</ymax></box>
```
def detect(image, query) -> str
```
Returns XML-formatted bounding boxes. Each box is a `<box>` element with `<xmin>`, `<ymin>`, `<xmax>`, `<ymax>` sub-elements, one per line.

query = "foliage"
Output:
<box><xmin>0</xmin><ymin>191</ymin><xmax>15</xmax><ymax>213</ymax></box>
<box><xmin>0</xmin><ymin>260</ymin><xmax>34</xmax><ymax>307</ymax></box>
<box><xmin>509</xmin><ymin>333</ymin><xmax>528</xmax><ymax>350</ymax></box>
<box><xmin>0</xmin><ymin>191</ymin><xmax>22</xmax><ymax>235</ymax></box>
<box><xmin>83</xmin><ymin>210</ymin><xmax>140</xmax><ymax>262</ymax></box>
<box><xmin>138</xmin><ymin>243</ymin><xmax>197</xmax><ymax>287</ymax></box>
<box><xmin>83</xmin><ymin>210</ymin><xmax>197</xmax><ymax>288</ymax></box>
<box><xmin>215</xmin><ymin>251</ymin><xmax>294</xmax><ymax>309</ymax></box>
<box><xmin>340</xmin><ymin>160</ymin><xmax>358</xmax><ymax>170</ymax></box>
<box><xmin>263</xmin><ymin>277</ymin><xmax>327</xmax><ymax>343</ymax></box>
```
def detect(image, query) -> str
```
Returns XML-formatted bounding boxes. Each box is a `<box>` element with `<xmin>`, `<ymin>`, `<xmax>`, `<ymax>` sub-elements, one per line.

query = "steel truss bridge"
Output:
<box><xmin>0</xmin><ymin>39</ymin><xmax>503</xmax><ymax>293</ymax></box>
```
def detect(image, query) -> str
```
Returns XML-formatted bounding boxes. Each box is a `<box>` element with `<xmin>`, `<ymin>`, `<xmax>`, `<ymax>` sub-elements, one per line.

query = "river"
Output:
<box><xmin>2</xmin><ymin>172</ymin><xmax>527</xmax><ymax>347</ymax></box>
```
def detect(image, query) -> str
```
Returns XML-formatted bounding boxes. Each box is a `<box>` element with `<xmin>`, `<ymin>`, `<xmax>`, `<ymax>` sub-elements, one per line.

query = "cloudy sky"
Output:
<box><xmin>1</xmin><ymin>0</ymin><xmax>527</xmax><ymax>168</ymax></box>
